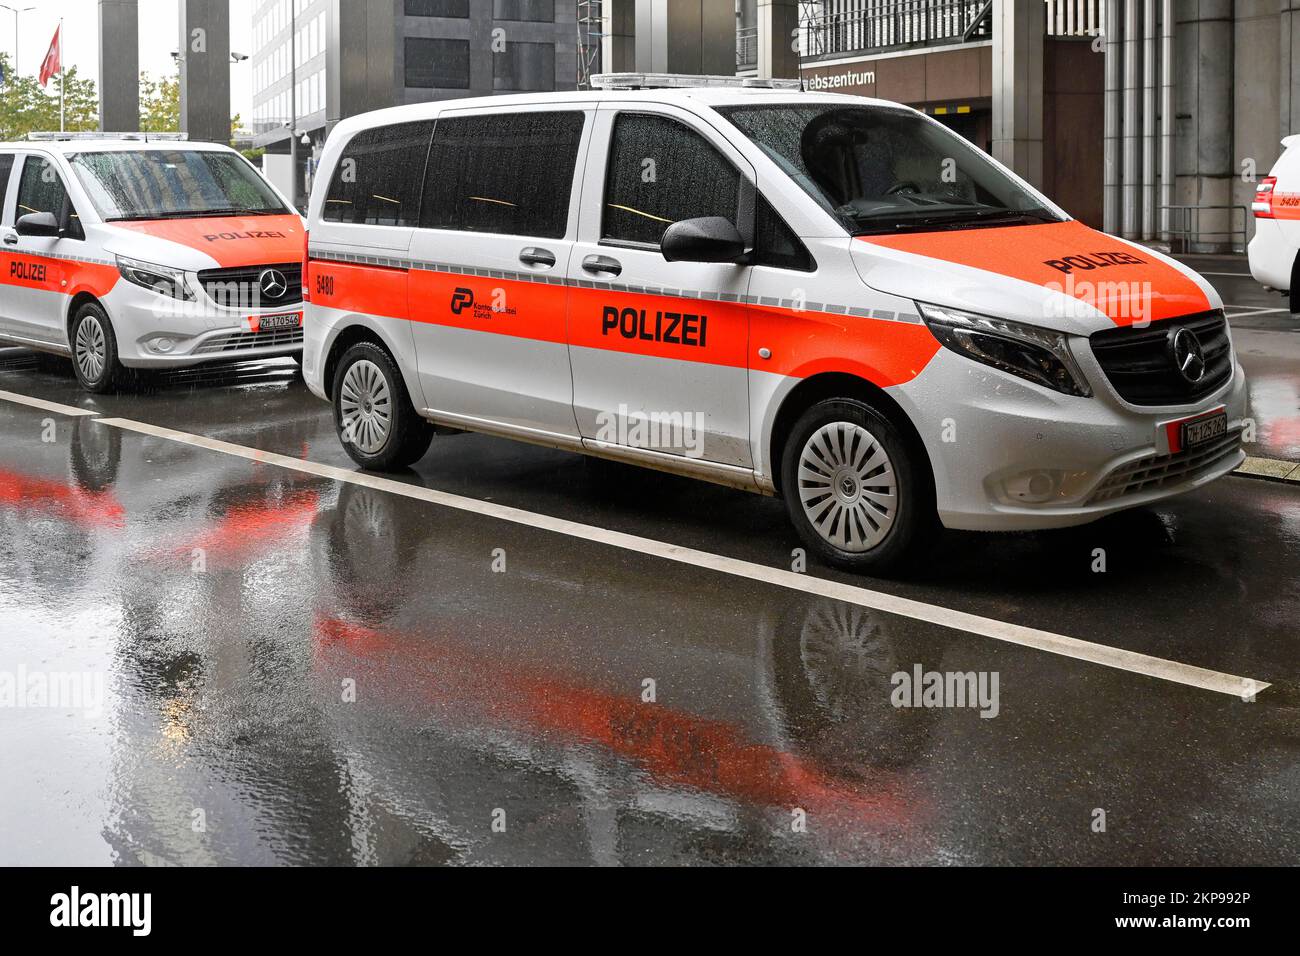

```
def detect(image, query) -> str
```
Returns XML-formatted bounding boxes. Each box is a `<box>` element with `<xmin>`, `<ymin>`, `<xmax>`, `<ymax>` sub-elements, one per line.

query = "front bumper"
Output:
<box><xmin>104</xmin><ymin>281</ymin><xmax>303</xmax><ymax>368</ymax></box>
<box><xmin>891</xmin><ymin>346</ymin><xmax>1249</xmax><ymax>532</ymax></box>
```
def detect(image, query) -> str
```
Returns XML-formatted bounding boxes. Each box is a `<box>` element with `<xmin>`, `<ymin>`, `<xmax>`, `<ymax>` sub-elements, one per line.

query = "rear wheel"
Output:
<box><xmin>332</xmin><ymin>341</ymin><xmax>433</xmax><ymax>471</ymax></box>
<box><xmin>70</xmin><ymin>302</ymin><xmax>127</xmax><ymax>394</ymax></box>
<box><xmin>781</xmin><ymin>398</ymin><xmax>937</xmax><ymax>576</ymax></box>
<box><xmin>1290</xmin><ymin>253</ymin><xmax>1300</xmax><ymax>314</ymax></box>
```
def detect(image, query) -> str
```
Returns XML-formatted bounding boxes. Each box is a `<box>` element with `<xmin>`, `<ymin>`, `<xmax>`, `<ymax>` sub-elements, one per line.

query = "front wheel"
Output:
<box><xmin>70</xmin><ymin>302</ymin><xmax>127</xmax><ymax>394</ymax></box>
<box><xmin>781</xmin><ymin>398</ymin><xmax>937</xmax><ymax>576</ymax></box>
<box><xmin>332</xmin><ymin>341</ymin><xmax>433</xmax><ymax>471</ymax></box>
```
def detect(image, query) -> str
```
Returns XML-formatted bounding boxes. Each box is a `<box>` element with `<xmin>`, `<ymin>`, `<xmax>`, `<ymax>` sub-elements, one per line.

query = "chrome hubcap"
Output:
<box><xmin>75</xmin><ymin>317</ymin><xmax>106</xmax><ymax>382</ymax></box>
<box><xmin>797</xmin><ymin>422</ymin><xmax>898</xmax><ymax>553</ymax></box>
<box><xmin>339</xmin><ymin>360</ymin><xmax>392</xmax><ymax>455</ymax></box>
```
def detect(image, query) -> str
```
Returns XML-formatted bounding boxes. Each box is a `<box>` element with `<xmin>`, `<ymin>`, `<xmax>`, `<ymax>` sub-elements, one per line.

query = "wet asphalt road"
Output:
<box><xmin>0</xmin><ymin>260</ymin><xmax>1297</xmax><ymax>866</ymax></box>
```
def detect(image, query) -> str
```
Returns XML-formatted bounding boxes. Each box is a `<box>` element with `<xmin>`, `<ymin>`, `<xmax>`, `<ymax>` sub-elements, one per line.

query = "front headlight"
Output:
<box><xmin>116</xmin><ymin>256</ymin><xmax>195</xmax><ymax>301</ymax></box>
<box><xmin>918</xmin><ymin>303</ymin><xmax>1091</xmax><ymax>397</ymax></box>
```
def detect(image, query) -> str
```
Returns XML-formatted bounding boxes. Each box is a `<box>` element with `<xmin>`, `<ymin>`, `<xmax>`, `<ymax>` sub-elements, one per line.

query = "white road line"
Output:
<box><xmin>1224</xmin><ymin>307</ymin><xmax>1292</xmax><ymax>318</ymax></box>
<box><xmin>1199</xmin><ymin>272</ymin><xmax>1253</xmax><ymax>278</ymax></box>
<box><xmin>0</xmin><ymin>389</ymin><xmax>100</xmax><ymax>418</ymax></box>
<box><xmin>92</xmin><ymin>415</ymin><xmax>1270</xmax><ymax>699</ymax></box>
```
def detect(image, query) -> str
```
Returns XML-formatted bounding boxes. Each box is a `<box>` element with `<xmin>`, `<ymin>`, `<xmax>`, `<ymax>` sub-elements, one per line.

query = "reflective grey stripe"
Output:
<box><xmin>307</xmin><ymin>246</ymin><xmax>923</xmax><ymax>324</ymax></box>
<box><xmin>10</xmin><ymin>247</ymin><xmax>116</xmax><ymax>268</ymax></box>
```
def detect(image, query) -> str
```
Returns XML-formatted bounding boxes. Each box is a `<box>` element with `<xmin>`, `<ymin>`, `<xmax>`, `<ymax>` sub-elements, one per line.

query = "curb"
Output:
<box><xmin>1236</xmin><ymin>455</ymin><xmax>1300</xmax><ymax>484</ymax></box>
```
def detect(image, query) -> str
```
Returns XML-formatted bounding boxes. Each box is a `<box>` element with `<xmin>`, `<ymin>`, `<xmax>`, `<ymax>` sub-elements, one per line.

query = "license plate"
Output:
<box><xmin>258</xmin><ymin>312</ymin><xmax>302</xmax><ymax>331</ymax></box>
<box><xmin>1180</xmin><ymin>412</ymin><xmax>1228</xmax><ymax>451</ymax></box>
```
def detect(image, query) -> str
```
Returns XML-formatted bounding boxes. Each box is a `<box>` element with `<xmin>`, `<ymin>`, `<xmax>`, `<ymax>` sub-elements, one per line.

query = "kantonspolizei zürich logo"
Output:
<box><xmin>50</xmin><ymin>886</ymin><xmax>151</xmax><ymax>936</ymax></box>
<box><xmin>258</xmin><ymin>268</ymin><xmax>289</xmax><ymax>301</ymax></box>
<box><xmin>450</xmin><ymin>287</ymin><xmax>475</xmax><ymax>315</ymax></box>
<box><xmin>1168</xmin><ymin>326</ymin><xmax>1207</xmax><ymax>384</ymax></box>
<box><xmin>450</xmin><ymin>287</ymin><xmax>517</xmax><ymax>319</ymax></box>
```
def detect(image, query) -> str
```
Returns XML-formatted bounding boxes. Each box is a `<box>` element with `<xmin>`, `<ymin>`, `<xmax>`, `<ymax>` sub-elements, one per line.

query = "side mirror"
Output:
<box><xmin>661</xmin><ymin>216</ymin><xmax>747</xmax><ymax>264</ymax></box>
<box><xmin>15</xmin><ymin>212</ymin><xmax>60</xmax><ymax>238</ymax></box>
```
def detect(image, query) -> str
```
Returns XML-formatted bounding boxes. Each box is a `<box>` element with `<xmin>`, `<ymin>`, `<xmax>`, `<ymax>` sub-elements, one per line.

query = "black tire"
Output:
<box><xmin>1290</xmin><ymin>254</ymin><xmax>1300</xmax><ymax>314</ymax></box>
<box><xmin>780</xmin><ymin>398</ymin><xmax>937</xmax><ymax>576</ymax></box>
<box><xmin>332</xmin><ymin>341</ymin><xmax>433</xmax><ymax>471</ymax></box>
<box><xmin>69</xmin><ymin>301</ymin><xmax>127</xmax><ymax>394</ymax></box>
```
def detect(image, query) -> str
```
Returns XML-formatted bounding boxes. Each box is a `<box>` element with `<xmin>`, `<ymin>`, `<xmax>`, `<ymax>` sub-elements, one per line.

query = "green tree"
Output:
<box><xmin>139</xmin><ymin>70</ymin><xmax>180</xmax><ymax>132</ymax></box>
<box><xmin>0</xmin><ymin>54</ymin><xmax>98</xmax><ymax>139</ymax></box>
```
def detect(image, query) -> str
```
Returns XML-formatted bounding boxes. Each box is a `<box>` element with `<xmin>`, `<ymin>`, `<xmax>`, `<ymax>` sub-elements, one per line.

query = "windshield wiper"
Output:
<box><xmin>854</xmin><ymin>206</ymin><xmax>1058</xmax><ymax>236</ymax></box>
<box><xmin>108</xmin><ymin>208</ymin><xmax>289</xmax><ymax>222</ymax></box>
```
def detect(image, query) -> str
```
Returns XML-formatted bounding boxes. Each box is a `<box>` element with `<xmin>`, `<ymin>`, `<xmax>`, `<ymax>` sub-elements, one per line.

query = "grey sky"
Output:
<box><xmin>0</xmin><ymin>0</ymin><xmax>254</xmax><ymax>120</ymax></box>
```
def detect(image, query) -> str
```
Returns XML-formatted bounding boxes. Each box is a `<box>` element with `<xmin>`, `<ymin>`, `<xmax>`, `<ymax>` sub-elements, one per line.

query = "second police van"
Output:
<box><xmin>0</xmin><ymin>134</ymin><xmax>305</xmax><ymax>392</ymax></box>
<box><xmin>302</xmin><ymin>75</ymin><xmax>1247</xmax><ymax>574</ymax></box>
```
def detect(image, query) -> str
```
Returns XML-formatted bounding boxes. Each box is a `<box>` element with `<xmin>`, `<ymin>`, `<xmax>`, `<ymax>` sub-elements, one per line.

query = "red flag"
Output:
<box><xmin>38</xmin><ymin>24</ymin><xmax>61</xmax><ymax>88</ymax></box>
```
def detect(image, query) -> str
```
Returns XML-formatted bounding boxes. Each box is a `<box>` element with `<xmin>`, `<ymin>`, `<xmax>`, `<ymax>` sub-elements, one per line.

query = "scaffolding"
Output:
<box><xmin>578</xmin><ymin>0</ymin><xmax>603</xmax><ymax>90</ymax></box>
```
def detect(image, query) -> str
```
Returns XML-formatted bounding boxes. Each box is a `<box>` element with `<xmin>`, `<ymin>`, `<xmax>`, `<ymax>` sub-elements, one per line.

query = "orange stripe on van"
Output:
<box><xmin>314</xmin><ymin>259</ymin><xmax>941</xmax><ymax>389</ymax></box>
<box><xmin>114</xmin><ymin>214</ymin><xmax>305</xmax><ymax>269</ymax></box>
<box><xmin>0</xmin><ymin>251</ymin><xmax>119</xmax><ymax>298</ymax></box>
<box><xmin>861</xmin><ymin>219</ymin><xmax>1212</xmax><ymax>326</ymax></box>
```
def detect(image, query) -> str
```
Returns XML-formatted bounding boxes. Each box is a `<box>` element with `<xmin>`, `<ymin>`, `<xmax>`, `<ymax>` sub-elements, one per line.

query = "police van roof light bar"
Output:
<box><xmin>24</xmin><ymin>132</ymin><xmax>190</xmax><ymax>142</ymax></box>
<box><xmin>591</xmin><ymin>73</ymin><xmax>804</xmax><ymax>91</ymax></box>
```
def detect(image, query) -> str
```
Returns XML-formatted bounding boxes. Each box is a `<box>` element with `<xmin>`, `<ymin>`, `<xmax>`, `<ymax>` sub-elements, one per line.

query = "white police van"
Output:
<box><xmin>1249</xmin><ymin>134</ymin><xmax>1300</xmax><ymax>312</ymax></box>
<box><xmin>0</xmin><ymin>133</ymin><xmax>305</xmax><ymax>393</ymax></box>
<box><xmin>301</xmin><ymin>74</ymin><xmax>1246</xmax><ymax>573</ymax></box>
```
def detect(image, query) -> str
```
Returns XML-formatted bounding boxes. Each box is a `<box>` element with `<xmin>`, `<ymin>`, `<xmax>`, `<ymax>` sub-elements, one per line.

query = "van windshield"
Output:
<box><xmin>716</xmin><ymin>104</ymin><xmax>1061</xmax><ymax>236</ymax></box>
<box><xmin>68</xmin><ymin>150</ymin><xmax>291</xmax><ymax>222</ymax></box>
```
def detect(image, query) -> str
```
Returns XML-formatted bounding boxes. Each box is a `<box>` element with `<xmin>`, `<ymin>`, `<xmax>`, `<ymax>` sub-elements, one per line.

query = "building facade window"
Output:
<box><xmin>405</xmin><ymin>0</ymin><xmax>470</xmax><ymax>17</ymax></box>
<box><xmin>493</xmin><ymin>41</ymin><xmax>555</xmax><ymax>92</ymax></box>
<box><xmin>493</xmin><ymin>0</ymin><xmax>555</xmax><ymax>22</ymax></box>
<box><xmin>405</xmin><ymin>37</ymin><xmax>472</xmax><ymax>88</ymax></box>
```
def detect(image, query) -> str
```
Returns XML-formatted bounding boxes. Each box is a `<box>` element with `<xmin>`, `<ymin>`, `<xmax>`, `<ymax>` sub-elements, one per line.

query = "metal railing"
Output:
<box><xmin>1161</xmin><ymin>205</ymin><xmax>1252</xmax><ymax>255</ymax></box>
<box><xmin>802</xmin><ymin>0</ymin><xmax>990</xmax><ymax>58</ymax></box>
<box><xmin>737</xmin><ymin>25</ymin><xmax>758</xmax><ymax>71</ymax></box>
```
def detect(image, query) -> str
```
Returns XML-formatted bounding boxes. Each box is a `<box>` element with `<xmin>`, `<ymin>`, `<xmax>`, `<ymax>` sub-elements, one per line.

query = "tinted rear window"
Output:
<box><xmin>324</xmin><ymin>121</ymin><xmax>434</xmax><ymax>227</ymax></box>
<box><xmin>420</xmin><ymin>111</ymin><xmax>584</xmax><ymax>239</ymax></box>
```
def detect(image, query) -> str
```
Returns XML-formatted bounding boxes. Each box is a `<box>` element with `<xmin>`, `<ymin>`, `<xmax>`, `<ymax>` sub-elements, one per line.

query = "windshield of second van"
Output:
<box><xmin>67</xmin><ymin>150</ymin><xmax>291</xmax><ymax>222</ymax></box>
<box><xmin>717</xmin><ymin>104</ymin><xmax>1061</xmax><ymax>236</ymax></box>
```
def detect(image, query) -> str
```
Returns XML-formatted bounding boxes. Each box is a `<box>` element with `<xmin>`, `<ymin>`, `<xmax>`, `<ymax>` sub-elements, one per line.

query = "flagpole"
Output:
<box><xmin>58</xmin><ymin>19</ymin><xmax>64</xmax><ymax>132</ymax></box>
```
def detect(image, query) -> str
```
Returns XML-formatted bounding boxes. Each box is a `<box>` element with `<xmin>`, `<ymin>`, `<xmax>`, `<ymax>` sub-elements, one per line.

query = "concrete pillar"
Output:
<box><xmin>991</xmin><ymin>0</ymin><xmax>1045</xmax><ymax>189</ymax></box>
<box><xmin>1284</xmin><ymin>1</ymin><xmax>1300</xmax><ymax>138</ymax></box>
<box><xmin>1104</xmin><ymin>0</ymin><xmax>1122</xmax><ymax>234</ymax></box>
<box><xmin>1160</xmin><ymin>0</ymin><xmax>1174</xmax><ymax>240</ymax></box>
<box><xmin>98</xmin><ymin>0</ymin><xmax>140</xmax><ymax>132</ymax></box>
<box><xmin>1121</xmin><ymin>0</ymin><xmax>1141</xmax><ymax>238</ymax></box>
<box><xmin>602</xmin><ymin>0</ymin><xmax>637</xmax><ymax>74</ymax></box>
<box><xmin>178</xmin><ymin>0</ymin><xmax>231</xmax><ymax>144</ymax></box>
<box><xmin>1141</xmin><ymin>0</ymin><xmax>1157</xmax><ymax>240</ymax></box>
<box><xmin>635</xmin><ymin>0</ymin><xmax>734</xmax><ymax>75</ymax></box>
<box><xmin>757</xmin><ymin>0</ymin><xmax>800</xmax><ymax>79</ymax></box>
<box><xmin>1175</xmin><ymin>0</ymin><xmax>1234</xmax><ymax>253</ymax></box>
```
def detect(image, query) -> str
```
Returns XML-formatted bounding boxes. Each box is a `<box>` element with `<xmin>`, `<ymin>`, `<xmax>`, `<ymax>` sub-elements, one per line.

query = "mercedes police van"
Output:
<box><xmin>0</xmin><ymin>134</ymin><xmax>305</xmax><ymax>393</ymax></box>
<box><xmin>301</xmin><ymin>74</ymin><xmax>1246</xmax><ymax>573</ymax></box>
<box><xmin>1249</xmin><ymin>134</ymin><xmax>1300</xmax><ymax>312</ymax></box>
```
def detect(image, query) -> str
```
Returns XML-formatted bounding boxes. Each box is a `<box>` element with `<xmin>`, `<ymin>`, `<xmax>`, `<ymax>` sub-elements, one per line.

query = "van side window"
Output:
<box><xmin>754</xmin><ymin>196</ymin><xmax>815</xmax><ymax>272</ymax></box>
<box><xmin>17</xmin><ymin>157</ymin><xmax>69</xmax><ymax>218</ymax></box>
<box><xmin>0</xmin><ymin>155</ymin><xmax>13</xmax><ymax>221</ymax></box>
<box><xmin>602</xmin><ymin>113</ymin><xmax>742</xmax><ymax>246</ymax></box>
<box><xmin>324</xmin><ymin>121</ymin><xmax>434</xmax><ymax>227</ymax></box>
<box><xmin>420</xmin><ymin>111</ymin><xmax>584</xmax><ymax>239</ymax></box>
<box><xmin>16</xmin><ymin>156</ymin><xmax>82</xmax><ymax>238</ymax></box>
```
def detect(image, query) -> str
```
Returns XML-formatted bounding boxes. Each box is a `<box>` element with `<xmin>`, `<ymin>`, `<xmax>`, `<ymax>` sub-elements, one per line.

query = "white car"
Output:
<box><xmin>300</xmin><ymin>76</ymin><xmax>1247</xmax><ymax>574</ymax></box>
<box><xmin>0</xmin><ymin>136</ymin><xmax>306</xmax><ymax>393</ymax></box>
<box><xmin>1249</xmin><ymin>134</ymin><xmax>1300</xmax><ymax>312</ymax></box>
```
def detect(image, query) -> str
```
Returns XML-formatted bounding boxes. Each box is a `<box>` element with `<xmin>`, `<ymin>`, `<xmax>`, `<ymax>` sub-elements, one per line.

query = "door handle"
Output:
<box><xmin>2</xmin><ymin>233</ymin><xmax>16</xmax><ymax>245</ymax></box>
<box><xmin>518</xmin><ymin>247</ymin><xmax>556</xmax><ymax>269</ymax></box>
<box><xmin>582</xmin><ymin>254</ymin><xmax>622</xmax><ymax>278</ymax></box>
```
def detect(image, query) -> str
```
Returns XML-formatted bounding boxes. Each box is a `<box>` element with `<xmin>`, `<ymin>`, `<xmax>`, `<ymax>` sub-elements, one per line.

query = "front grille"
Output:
<box><xmin>195</xmin><ymin>327</ymin><xmax>304</xmax><ymax>355</ymax></box>
<box><xmin>1089</xmin><ymin>311</ymin><xmax>1233</xmax><ymax>406</ymax></box>
<box><xmin>1088</xmin><ymin>430</ymin><xmax>1243</xmax><ymax>504</ymax></box>
<box><xmin>198</xmin><ymin>263</ymin><xmax>303</xmax><ymax>309</ymax></box>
